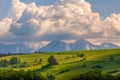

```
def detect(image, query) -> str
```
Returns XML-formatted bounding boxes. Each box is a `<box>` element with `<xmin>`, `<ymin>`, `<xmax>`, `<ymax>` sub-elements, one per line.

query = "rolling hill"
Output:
<box><xmin>0</xmin><ymin>49</ymin><xmax>120</xmax><ymax>80</ymax></box>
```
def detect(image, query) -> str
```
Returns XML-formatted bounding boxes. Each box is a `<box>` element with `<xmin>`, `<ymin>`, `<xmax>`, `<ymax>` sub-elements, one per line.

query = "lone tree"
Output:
<box><xmin>47</xmin><ymin>55</ymin><xmax>58</xmax><ymax>66</ymax></box>
<box><xmin>109</xmin><ymin>56</ymin><xmax>115</xmax><ymax>62</ymax></box>
<box><xmin>79</xmin><ymin>53</ymin><xmax>85</xmax><ymax>58</ymax></box>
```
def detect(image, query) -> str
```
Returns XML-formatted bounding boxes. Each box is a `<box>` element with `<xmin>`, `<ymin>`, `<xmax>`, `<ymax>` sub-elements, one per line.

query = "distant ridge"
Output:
<box><xmin>0</xmin><ymin>43</ymin><xmax>33</xmax><ymax>54</ymax></box>
<box><xmin>40</xmin><ymin>39</ymin><xmax>120</xmax><ymax>52</ymax></box>
<box><xmin>0</xmin><ymin>39</ymin><xmax>119</xmax><ymax>53</ymax></box>
<box><xmin>40</xmin><ymin>41</ymin><xmax>70</xmax><ymax>52</ymax></box>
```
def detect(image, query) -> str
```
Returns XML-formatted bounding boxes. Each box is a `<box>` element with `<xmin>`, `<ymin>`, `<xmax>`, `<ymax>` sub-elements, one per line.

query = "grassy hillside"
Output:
<box><xmin>0</xmin><ymin>49</ymin><xmax>120</xmax><ymax>80</ymax></box>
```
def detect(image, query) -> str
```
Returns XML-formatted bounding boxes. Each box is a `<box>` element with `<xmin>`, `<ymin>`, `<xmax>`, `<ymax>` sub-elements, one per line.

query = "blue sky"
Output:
<box><xmin>86</xmin><ymin>0</ymin><xmax>120</xmax><ymax>19</ymax></box>
<box><xmin>0</xmin><ymin>0</ymin><xmax>11</xmax><ymax>19</ymax></box>
<box><xmin>0</xmin><ymin>0</ymin><xmax>120</xmax><ymax>19</ymax></box>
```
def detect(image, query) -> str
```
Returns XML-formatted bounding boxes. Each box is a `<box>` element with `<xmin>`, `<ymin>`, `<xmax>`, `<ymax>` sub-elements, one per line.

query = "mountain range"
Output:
<box><xmin>0</xmin><ymin>43</ymin><xmax>33</xmax><ymax>54</ymax></box>
<box><xmin>40</xmin><ymin>39</ymin><xmax>120</xmax><ymax>52</ymax></box>
<box><xmin>0</xmin><ymin>39</ymin><xmax>119</xmax><ymax>53</ymax></box>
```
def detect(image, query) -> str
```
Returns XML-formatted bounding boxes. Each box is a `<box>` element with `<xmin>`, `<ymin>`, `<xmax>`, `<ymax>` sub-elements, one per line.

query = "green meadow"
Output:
<box><xmin>0</xmin><ymin>49</ymin><xmax>120</xmax><ymax>80</ymax></box>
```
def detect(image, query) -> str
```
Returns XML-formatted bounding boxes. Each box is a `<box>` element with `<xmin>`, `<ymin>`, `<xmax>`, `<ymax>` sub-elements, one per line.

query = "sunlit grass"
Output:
<box><xmin>0</xmin><ymin>49</ymin><xmax>120</xmax><ymax>80</ymax></box>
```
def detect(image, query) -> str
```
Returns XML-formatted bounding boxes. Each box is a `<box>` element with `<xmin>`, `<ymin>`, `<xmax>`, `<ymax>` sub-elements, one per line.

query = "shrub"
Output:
<box><xmin>108</xmin><ymin>70</ymin><xmax>119</xmax><ymax>73</ymax></box>
<box><xmin>19</xmin><ymin>62</ymin><xmax>28</xmax><ymax>68</ymax></box>
<box><xmin>91</xmin><ymin>65</ymin><xmax>103</xmax><ymax>69</ymax></box>
<box><xmin>59</xmin><ymin>69</ymin><xmax>70</xmax><ymax>74</ymax></box>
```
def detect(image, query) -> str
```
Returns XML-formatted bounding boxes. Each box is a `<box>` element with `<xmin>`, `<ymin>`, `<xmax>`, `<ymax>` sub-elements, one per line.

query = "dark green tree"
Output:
<box><xmin>47</xmin><ymin>55</ymin><xmax>58</xmax><ymax>66</ymax></box>
<box><xmin>79</xmin><ymin>53</ymin><xmax>85</xmax><ymax>58</ymax></box>
<box><xmin>0</xmin><ymin>59</ymin><xmax>9</xmax><ymax>67</ymax></box>
<box><xmin>3</xmin><ymin>59</ymin><xmax>9</xmax><ymax>67</ymax></box>
<box><xmin>10</xmin><ymin>57</ymin><xmax>20</xmax><ymax>65</ymax></box>
<box><xmin>109</xmin><ymin>56</ymin><xmax>115</xmax><ymax>61</ymax></box>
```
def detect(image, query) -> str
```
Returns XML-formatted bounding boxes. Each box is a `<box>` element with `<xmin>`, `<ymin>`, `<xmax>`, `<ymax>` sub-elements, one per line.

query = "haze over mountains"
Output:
<box><xmin>0</xmin><ymin>39</ymin><xmax>119</xmax><ymax>53</ymax></box>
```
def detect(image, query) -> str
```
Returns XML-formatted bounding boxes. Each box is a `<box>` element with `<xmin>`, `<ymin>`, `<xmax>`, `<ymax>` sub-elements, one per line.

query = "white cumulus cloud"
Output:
<box><xmin>9</xmin><ymin>0</ymin><xmax>103</xmax><ymax>38</ymax></box>
<box><xmin>0</xmin><ymin>18</ymin><xmax>12</xmax><ymax>36</ymax></box>
<box><xmin>0</xmin><ymin>0</ymin><xmax>119</xmax><ymax>44</ymax></box>
<box><xmin>8</xmin><ymin>0</ymin><xmax>26</xmax><ymax>21</ymax></box>
<box><xmin>103</xmin><ymin>13</ymin><xmax>120</xmax><ymax>37</ymax></box>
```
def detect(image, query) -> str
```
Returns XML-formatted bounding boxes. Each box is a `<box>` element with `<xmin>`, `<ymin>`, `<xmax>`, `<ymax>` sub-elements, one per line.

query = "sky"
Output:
<box><xmin>0</xmin><ymin>0</ymin><xmax>120</xmax><ymax>19</ymax></box>
<box><xmin>0</xmin><ymin>0</ymin><xmax>120</xmax><ymax>45</ymax></box>
<box><xmin>86</xmin><ymin>0</ymin><xmax>120</xmax><ymax>19</ymax></box>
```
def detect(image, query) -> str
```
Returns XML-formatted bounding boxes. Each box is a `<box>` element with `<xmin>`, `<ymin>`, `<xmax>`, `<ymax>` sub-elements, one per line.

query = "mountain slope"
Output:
<box><xmin>0</xmin><ymin>39</ymin><xmax>119</xmax><ymax>53</ymax></box>
<box><xmin>40</xmin><ymin>39</ymin><xmax>120</xmax><ymax>52</ymax></box>
<box><xmin>70</xmin><ymin>39</ymin><xmax>98</xmax><ymax>50</ymax></box>
<box><xmin>40</xmin><ymin>41</ymin><xmax>70</xmax><ymax>52</ymax></box>
<box><xmin>99</xmin><ymin>43</ymin><xmax>120</xmax><ymax>49</ymax></box>
<box><xmin>0</xmin><ymin>43</ymin><xmax>33</xmax><ymax>53</ymax></box>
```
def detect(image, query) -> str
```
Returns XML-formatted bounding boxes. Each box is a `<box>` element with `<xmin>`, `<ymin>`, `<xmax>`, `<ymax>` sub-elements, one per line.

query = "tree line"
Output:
<box><xmin>0</xmin><ymin>55</ymin><xmax>58</xmax><ymax>80</ymax></box>
<box><xmin>72</xmin><ymin>69</ymin><xmax>120</xmax><ymax>80</ymax></box>
<box><xmin>0</xmin><ymin>70</ymin><xmax>47</xmax><ymax>80</ymax></box>
<box><xmin>0</xmin><ymin>56</ymin><xmax>20</xmax><ymax>67</ymax></box>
